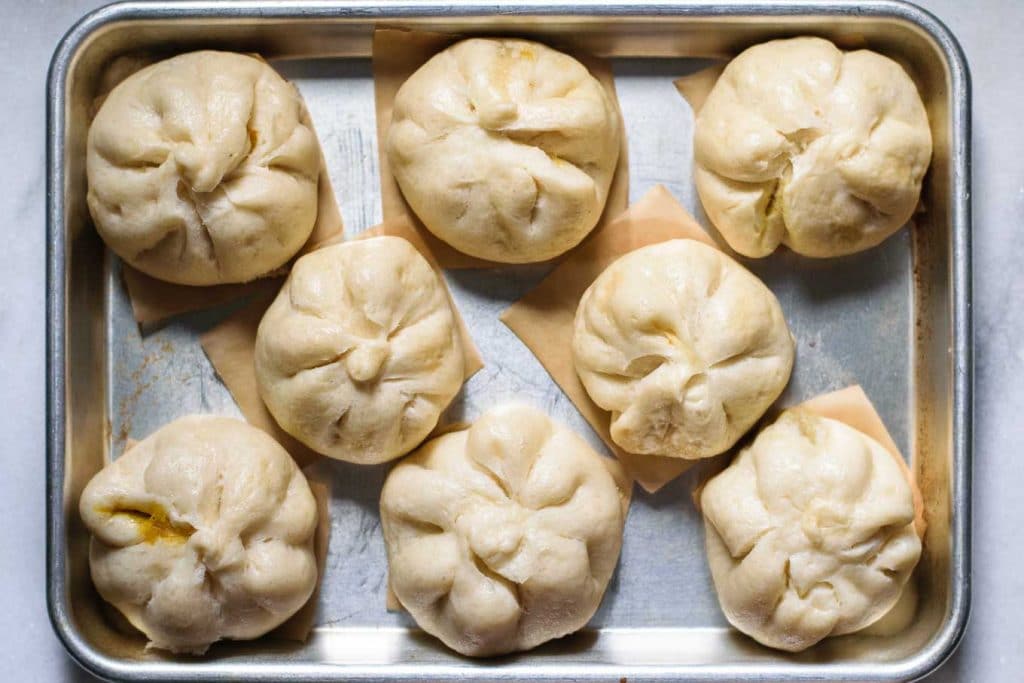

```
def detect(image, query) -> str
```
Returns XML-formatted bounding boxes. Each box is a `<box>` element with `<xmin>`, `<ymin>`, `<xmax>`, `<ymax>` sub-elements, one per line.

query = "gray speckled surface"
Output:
<box><xmin>6</xmin><ymin>1</ymin><xmax>1020</xmax><ymax>680</ymax></box>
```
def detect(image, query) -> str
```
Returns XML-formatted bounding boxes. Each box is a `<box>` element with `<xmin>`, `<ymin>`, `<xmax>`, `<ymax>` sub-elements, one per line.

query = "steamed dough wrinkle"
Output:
<box><xmin>572</xmin><ymin>239</ymin><xmax>794</xmax><ymax>460</ymax></box>
<box><xmin>254</xmin><ymin>236</ymin><xmax>464</xmax><ymax>464</ymax></box>
<box><xmin>87</xmin><ymin>51</ymin><xmax>321</xmax><ymax>285</ymax></box>
<box><xmin>386</xmin><ymin>38</ymin><xmax>621</xmax><ymax>263</ymax></box>
<box><xmin>701</xmin><ymin>410</ymin><xmax>922</xmax><ymax>652</ymax></box>
<box><xmin>79</xmin><ymin>416</ymin><xmax>319</xmax><ymax>654</ymax></box>
<box><xmin>380</xmin><ymin>405</ymin><xmax>629</xmax><ymax>656</ymax></box>
<box><xmin>694</xmin><ymin>37</ymin><xmax>932</xmax><ymax>257</ymax></box>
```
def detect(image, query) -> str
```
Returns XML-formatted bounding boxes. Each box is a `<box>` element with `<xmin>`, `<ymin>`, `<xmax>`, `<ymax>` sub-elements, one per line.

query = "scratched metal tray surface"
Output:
<box><xmin>46</xmin><ymin>1</ymin><xmax>971</xmax><ymax>681</ymax></box>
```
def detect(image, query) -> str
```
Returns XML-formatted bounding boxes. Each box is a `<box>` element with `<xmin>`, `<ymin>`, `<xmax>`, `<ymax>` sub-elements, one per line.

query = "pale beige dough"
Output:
<box><xmin>87</xmin><ymin>51</ymin><xmax>321</xmax><ymax>285</ymax></box>
<box><xmin>386</xmin><ymin>38</ymin><xmax>621</xmax><ymax>263</ymax></box>
<box><xmin>255</xmin><ymin>236</ymin><xmax>464</xmax><ymax>464</ymax></box>
<box><xmin>79</xmin><ymin>416</ymin><xmax>318</xmax><ymax>654</ymax></box>
<box><xmin>694</xmin><ymin>37</ymin><xmax>932</xmax><ymax>258</ymax></box>
<box><xmin>701</xmin><ymin>410</ymin><xmax>922</xmax><ymax>652</ymax></box>
<box><xmin>380</xmin><ymin>404</ymin><xmax>629</xmax><ymax>656</ymax></box>
<box><xmin>572</xmin><ymin>239</ymin><xmax>794</xmax><ymax>460</ymax></box>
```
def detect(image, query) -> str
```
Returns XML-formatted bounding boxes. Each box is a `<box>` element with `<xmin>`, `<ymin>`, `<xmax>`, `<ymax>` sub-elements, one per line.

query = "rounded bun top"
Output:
<box><xmin>87</xmin><ymin>51</ymin><xmax>321</xmax><ymax>285</ymax></box>
<box><xmin>694</xmin><ymin>37</ymin><xmax>932</xmax><ymax>258</ymax></box>
<box><xmin>386</xmin><ymin>38</ymin><xmax>621</xmax><ymax>263</ymax></box>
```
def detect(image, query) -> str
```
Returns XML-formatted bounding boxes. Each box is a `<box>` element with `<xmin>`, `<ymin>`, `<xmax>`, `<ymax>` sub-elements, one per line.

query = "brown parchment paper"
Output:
<box><xmin>199</xmin><ymin>290</ymin><xmax>322</xmax><ymax>467</ymax></box>
<box><xmin>673</xmin><ymin>63</ymin><xmax>727</xmax><ymax>116</ymax></box>
<box><xmin>385</xmin><ymin>578</ymin><xmax>402</xmax><ymax>613</ymax></box>
<box><xmin>500</xmin><ymin>184</ymin><xmax>717</xmax><ymax>493</ymax></box>
<box><xmin>199</xmin><ymin>217</ymin><xmax>484</xmax><ymax>469</ymax></box>
<box><xmin>372</xmin><ymin>28</ymin><xmax>629</xmax><ymax>269</ymax></box>
<box><xmin>271</xmin><ymin>476</ymin><xmax>331</xmax><ymax>642</ymax></box>
<box><xmin>672</xmin><ymin>47</ymin><xmax>930</xmax><ymax>118</ymax></box>
<box><xmin>92</xmin><ymin>54</ymin><xmax>345</xmax><ymax>326</ymax></box>
<box><xmin>793</xmin><ymin>385</ymin><xmax>926</xmax><ymax>538</ymax></box>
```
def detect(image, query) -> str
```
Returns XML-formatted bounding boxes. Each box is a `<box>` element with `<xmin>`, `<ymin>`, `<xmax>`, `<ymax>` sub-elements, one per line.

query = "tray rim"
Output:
<box><xmin>45</xmin><ymin>1</ymin><xmax>972</xmax><ymax>681</ymax></box>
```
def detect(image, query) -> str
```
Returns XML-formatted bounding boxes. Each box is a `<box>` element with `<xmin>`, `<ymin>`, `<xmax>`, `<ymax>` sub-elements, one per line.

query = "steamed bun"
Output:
<box><xmin>380</xmin><ymin>404</ymin><xmax>629</xmax><ymax>656</ymax></box>
<box><xmin>694</xmin><ymin>37</ymin><xmax>932</xmax><ymax>258</ymax></box>
<box><xmin>572</xmin><ymin>239</ymin><xmax>794</xmax><ymax>460</ymax></box>
<box><xmin>86</xmin><ymin>51</ymin><xmax>321</xmax><ymax>285</ymax></box>
<box><xmin>79</xmin><ymin>416</ymin><xmax>318</xmax><ymax>654</ymax></box>
<box><xmin>254</xmin><ymin>236</ymin><xmax>464</xmax><ymax>464</ymax></box>
<box><xmin>700</xmin><ymin>410</ymin><xmax>922</xmax><ymax>652</ymax></box>
<box><xmin>386</xmin><ymin>38</ymin><xmax>621</xmax><ymax>263</ymax></box>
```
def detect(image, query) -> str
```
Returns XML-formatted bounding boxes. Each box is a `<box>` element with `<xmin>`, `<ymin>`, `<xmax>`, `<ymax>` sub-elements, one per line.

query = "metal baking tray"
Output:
<box><xmin>46</xmin><ymin>1</ymin><xmax>972</xmax><ymax>680</ymax></box>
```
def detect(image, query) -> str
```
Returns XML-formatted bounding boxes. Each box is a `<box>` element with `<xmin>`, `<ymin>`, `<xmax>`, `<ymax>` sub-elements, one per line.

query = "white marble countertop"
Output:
<box><xmin>4</xmin><ymin>1</ymin><xmax>1019</xmax><ymax>680</ymax></box>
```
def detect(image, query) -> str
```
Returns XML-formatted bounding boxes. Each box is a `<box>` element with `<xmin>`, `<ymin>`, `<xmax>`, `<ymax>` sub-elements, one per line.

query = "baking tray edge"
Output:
<box><xmin>45</xmin><ymin>1</ymin><xmax>972</xmax><ymax>681</ymax></box>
